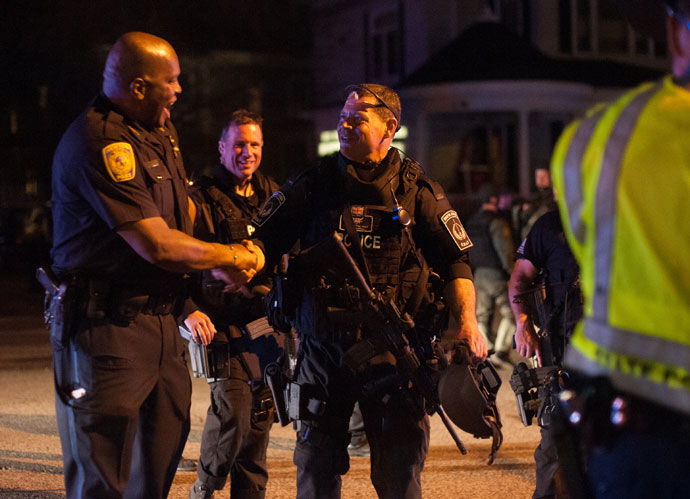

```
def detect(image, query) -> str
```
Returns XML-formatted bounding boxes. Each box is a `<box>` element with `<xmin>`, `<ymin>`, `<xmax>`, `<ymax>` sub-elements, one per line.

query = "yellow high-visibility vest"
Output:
<box><xmin>552</xmin><ymin>75</ymin><xmax>690</xmax><ymax>416</ymax></box>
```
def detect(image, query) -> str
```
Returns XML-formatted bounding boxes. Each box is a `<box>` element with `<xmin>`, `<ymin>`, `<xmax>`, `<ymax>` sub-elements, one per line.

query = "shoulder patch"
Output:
<box><xmin>440</xmin><ymin>209</ymin><xmax>473</xmax><ymax>251</ymax></box>
<box><xmin>252</xmin><ymin>191</ymin><xmax>286</xmax><ymax>227</ymax></box>
<box><xmin>102</xmin><ymin>142</ymin><xmax>136</xmax><ymax>182</ymax></box>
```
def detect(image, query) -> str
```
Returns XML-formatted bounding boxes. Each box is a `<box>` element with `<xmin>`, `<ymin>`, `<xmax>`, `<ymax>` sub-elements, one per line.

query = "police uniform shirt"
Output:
<box><xmin>51</xmin><ymin>94</ymin><xmax>190</xmax><ymax>286</ymax></box>
<box><xmin>516</xmin><ymin>210</ymin><xmax>579</xmax><ymax>317</ymax></box>
<box><xmin>252</xmin><ymin>149</ymin><xmax>473</xmax><ymax>284</ymax></box>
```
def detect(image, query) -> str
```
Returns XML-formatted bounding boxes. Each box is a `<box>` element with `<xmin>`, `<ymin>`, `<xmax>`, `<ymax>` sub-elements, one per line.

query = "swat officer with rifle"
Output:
<box><xmin>243</xmin><ymin>83</ymin><xmax>491</xmax><ymax>498</ymax></box>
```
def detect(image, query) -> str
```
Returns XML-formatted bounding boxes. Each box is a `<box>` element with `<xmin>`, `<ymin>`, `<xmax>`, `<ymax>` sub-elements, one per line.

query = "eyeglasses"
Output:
<box><xmin>666</xmin><ymin>3</ymin><xmax>690</xmax><ymax>31</ymax></box>
<box><xmin>345</xmin><ymin>84</ymin><xmax>401</xmax><ymax>130</ymax></box>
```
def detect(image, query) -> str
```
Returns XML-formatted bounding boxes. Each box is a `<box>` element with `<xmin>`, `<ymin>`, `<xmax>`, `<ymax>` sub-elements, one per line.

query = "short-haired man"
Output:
<box><xmin>49</xmin><ymin>32</ymin><xmax>260</xmax><ymax>498</ymax></box>
<box><xmin>245</xmin><ymin>83</ymin><xmax>486</xmax><ymax>498</ymax></box>
<box><xmin>185</xmin><ymin>110</ymin><xmax>282</xmax><ymax>499</ymax></box>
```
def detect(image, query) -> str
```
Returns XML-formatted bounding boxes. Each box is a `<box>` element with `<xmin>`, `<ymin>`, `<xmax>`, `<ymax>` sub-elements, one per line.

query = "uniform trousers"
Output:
<box><xmin>474</xmin><ymin>267</ymin><xmax>514</xmax><ymax>355</ymax></box>
<box><xmin>293</xmin><ymin>336</ymin><xmax>430</xmax><ymax>499</ymax></box>
<box><xmin>533</xmin><ymin>425</ymin><xmax>562</xmax><ymax>499</ymax></box>
<box><xmin>196</xmin><ymin>355</ymin><xmax>274</xmax><ymax>498</ymax></box>
<box><xmin>53</xmin><ymin>311</ymin><xmax>191</xmax><ymax>499</ymax></box>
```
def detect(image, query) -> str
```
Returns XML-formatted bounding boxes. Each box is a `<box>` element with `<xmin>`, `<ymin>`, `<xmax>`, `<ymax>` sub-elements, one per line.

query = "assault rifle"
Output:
<box><xmin>321</xmin><ymin>232</ymin><xmax>469</xmax><ymax>455</ymax></box>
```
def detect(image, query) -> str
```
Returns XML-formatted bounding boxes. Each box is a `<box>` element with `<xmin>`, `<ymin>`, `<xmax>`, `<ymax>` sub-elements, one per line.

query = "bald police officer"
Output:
<box><xmin>50</xmin><ymin>32</ymin><xmax>261</xmax><ymax>498</ymax></box>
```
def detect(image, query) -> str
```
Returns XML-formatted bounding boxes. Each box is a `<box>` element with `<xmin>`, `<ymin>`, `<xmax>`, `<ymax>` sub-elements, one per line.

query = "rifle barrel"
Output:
<box><xmin>437</xmin><ymin>404</ymin><xmax>468</xmax><ymax>454</ymax></box>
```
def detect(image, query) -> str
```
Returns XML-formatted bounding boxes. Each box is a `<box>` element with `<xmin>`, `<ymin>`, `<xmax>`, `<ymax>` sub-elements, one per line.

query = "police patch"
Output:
<box><xmin>252</xmin><ymin>191</ymin><xmax>286</xmax><ymax>227</ymax></box>
<box><xmin>440</xmin><ymin>210</ymin><xmax>473</xmax><ymax>251</ymax></box>
<box><xmin>102</xmin><ymin>142</ymin><xmax>136</xmax><ymax>182</ymax></box>
<box><xmin>339</xmin><ymin>205</ymin><xmax>373</xmax><ymax>233</ymax></box>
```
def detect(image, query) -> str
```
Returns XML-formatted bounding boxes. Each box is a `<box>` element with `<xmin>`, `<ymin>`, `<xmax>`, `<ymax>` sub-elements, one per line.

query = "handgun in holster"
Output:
<box><xmin>36</xmin><ymin>266</ymin><xmax>73</xmax><ymax>349</ymax></box>
<box><xmin>264</xmin><ymin>361</ymin><xmax>326</xmax><ymax>429</ymax></box>
<box><xmin>179</xmin><ymin>324</ymin><xmax>214</xmax><ymax>381</ymax></box>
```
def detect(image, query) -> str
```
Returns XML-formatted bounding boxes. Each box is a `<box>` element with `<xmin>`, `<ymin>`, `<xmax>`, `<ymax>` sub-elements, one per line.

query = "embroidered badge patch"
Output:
<box><xmin>252</xmin><ymin>191</ymin><xmax>286</xmax><ymax>227</ymax></box>
<box><xmin>440</xmin><ymin>209</ymin><xmax>473</xmax><ymax>251</ymax></box>
<box><xmin>102</xmin><ymin>142</ymin><xmax>136</xmax><ymax>182</ymax></box>
<box><xmin>339</xmin><ymin>205</ymin><xmax>374</xmax><ymax>233</ymax></box>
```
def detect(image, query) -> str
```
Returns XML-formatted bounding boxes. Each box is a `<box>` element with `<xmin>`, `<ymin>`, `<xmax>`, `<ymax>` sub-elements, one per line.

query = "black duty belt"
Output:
<box><xmin>86</xmin><ymin>278</ymin><xmax>187</xmax><ymax>322</ymax></box>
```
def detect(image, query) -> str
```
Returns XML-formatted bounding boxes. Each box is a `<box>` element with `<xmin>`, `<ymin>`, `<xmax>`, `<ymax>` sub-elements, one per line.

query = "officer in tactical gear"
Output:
<box><xmin>509</xmin><ymin>209</ymin><xmax>581</xmax><ymax>499</ymax></box>
<box><xmin>185</xmin><ymin>110</ymin><xmax>283</xmax><ymax>499</ymax></box>
<box><xmin>243</xmin><ymin>83</ymin><xmax>487</xmax><ymax>498</ymax></box>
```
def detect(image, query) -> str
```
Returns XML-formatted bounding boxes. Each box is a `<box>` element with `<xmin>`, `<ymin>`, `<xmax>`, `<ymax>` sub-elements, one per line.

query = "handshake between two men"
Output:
<box><xmin>212</xmin><ymin>239</ymin><xmax>266</xmax><ymax>289</ymax></box>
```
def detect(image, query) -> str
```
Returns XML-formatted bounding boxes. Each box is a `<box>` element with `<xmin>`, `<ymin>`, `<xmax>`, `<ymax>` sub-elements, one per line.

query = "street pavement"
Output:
<box><xmin>0</xmin><ymin>286</ymin><xmax>542</xmax><ymax>498</ymax></box>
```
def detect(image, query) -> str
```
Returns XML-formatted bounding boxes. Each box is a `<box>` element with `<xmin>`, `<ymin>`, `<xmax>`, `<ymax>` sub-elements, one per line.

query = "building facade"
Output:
<box><xmin>311</xmin><ymin>0</ymin><xmax>666</xmax><ymax>206</ymax></box>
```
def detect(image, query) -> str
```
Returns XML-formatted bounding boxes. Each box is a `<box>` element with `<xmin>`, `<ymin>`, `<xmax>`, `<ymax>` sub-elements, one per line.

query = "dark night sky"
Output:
<box><xmin>2</xmin><ymin>0</ymin><xmax>312</xmax><ymax>103</ymax></box>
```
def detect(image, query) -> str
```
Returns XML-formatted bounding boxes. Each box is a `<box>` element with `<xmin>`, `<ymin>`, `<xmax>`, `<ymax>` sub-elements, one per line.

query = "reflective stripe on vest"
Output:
<box><xmin>560</xmin><ymin>78</ymin><xmax>690</xmax><ymax>414</ymax></box>
<box><xmin>561</xmin><ymin>107</ymin><xmax>605</xmax><ymax>247</ymax></box>
<box><xmin>591</xmin><ymin>82</ymin><xmax>660</xmax><ymax>324</ymax></box>
<box><xmin>566</xmin><ymin>335</ymin><xmax>690</xmax><ymax>416</ymax></box>
<box><xmin>585</xmin><ymin>82</ymin><xmax>690</xmax><ymax>365</ymax></box>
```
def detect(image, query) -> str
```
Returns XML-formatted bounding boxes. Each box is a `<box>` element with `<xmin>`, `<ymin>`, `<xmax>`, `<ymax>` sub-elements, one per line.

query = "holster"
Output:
<box><xmin>36</xmin><ymin>267</ymin><xmax>80</xmax><ymax>350</ymax></box>
<box><xmin>265</xmin><ymin>362</ymin><xmax>290</xmax><ymax>426</ymax></box>
<box><xmin>183</xmin><ymin>317</ymin><xmax>283</xmax><ymax>384</ymax></box>
<box><xmin>509</xmin><ymin>362</ymin><xmax>562</xmax><ymax>427</ymax></box>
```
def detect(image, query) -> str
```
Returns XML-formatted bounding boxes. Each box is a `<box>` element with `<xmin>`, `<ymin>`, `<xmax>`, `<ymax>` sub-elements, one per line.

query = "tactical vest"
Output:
<box><xmin>192</xmin><ymin>172</ymin><xmax>275</xmax><ymax>325</ymax></box>
<box><xmin>553</xmin><ymin>75</ymin><xmax>690</xmax><ymax>416</ymax></box>
<box><xmin>296</xmin><ymin>153</ymin><xmax>435</xmax><ymax>335</ymax></box>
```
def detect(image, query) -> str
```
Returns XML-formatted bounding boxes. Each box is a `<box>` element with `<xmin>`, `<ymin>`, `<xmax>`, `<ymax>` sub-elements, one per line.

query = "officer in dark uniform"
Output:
<box><xmin>185</xmin><ymin>110</ymin><xmax>282</xmax><ymax>499</ymax></box>
<box><xmin>246</xmin><ymin>84</ymin><xmax>487</xmax><ymax>498</ymax></box>
<box><xmin>509</xmin><ymin>210</ymin><xmax>581</xmax><ymax>499</ymax></box>
<box><xmin>49</xmin><ymin>32</ymin><xmax>261</xmax><ymax>499</ymax></box>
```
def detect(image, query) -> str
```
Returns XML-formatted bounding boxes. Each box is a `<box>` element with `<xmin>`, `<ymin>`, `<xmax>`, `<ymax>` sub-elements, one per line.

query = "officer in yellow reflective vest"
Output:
<box><xmin>551</xmin><ymin>1</ymin><xmax>690</xmax><ymax>497</ymax></box>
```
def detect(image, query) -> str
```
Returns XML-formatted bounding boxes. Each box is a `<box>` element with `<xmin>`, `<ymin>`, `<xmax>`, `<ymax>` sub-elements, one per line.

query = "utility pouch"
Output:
<box><xmin>252</xmin><ymin>396</ymin><xmax>275</xmax><ymax>423</ymax></box>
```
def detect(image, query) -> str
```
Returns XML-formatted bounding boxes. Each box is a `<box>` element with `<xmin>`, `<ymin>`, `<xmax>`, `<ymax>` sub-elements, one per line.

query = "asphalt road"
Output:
<box><xmin>0</xmin><ymin>286</ymin><xmax>542</xmax><ymax>498</ymax></box>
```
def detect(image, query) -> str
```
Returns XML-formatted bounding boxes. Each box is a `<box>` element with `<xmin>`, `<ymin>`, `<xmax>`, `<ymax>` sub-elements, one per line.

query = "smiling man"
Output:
<box><xmin>244</xmin><ymin>83</ymin><xmax>486</xmax><ymax>498</ymax></box>
<box><xmin>49</xmin><ymin>33</ymin><xmax>261</xmax><ymax>498</ymax></box>
<box><xmin>183</xmin><ymin>110</ymin><xmax>283</xmax><ymax>499</ymax></box>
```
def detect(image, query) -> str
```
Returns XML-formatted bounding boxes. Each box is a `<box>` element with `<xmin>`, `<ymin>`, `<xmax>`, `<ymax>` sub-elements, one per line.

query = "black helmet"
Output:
<box><xmin>438</xmin><ymin>342</ymin><xmax>504</xmax><ymax>464</ymax></box>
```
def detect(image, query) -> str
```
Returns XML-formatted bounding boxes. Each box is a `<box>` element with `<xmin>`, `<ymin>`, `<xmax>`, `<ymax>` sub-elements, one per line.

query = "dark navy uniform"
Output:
<box><xmin>51</xmin><ymin>94</ymin><xmax>192</xmax><ymax>498</ymax></box>
<box><xmin>516</xmin><ymin>210</ymin><xmax>581</xmax><ymax>499</ymax></box>
<box><xmin>188</xmin><ymin>165</ymin><xmax>281</xmax><ymax>498</ymax></box>
<box><xmin>252</xmin><ymin>149</ymin><xmax>473</xmax><ymax>499</ymax></box>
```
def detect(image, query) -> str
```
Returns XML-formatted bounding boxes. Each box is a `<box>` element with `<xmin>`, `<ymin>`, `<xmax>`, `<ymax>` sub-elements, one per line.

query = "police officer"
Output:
<box><xmin>509</xmin><ymin>210</ymin><xmax>581</xmax><ymax>499</ymax></box>
<box><xmin>551</xmin><ymin>1</ymin><xmax>690</xmax><ymax>496</ymax></box>
<box><xmin>244</xmin><ymin>84</ymin><xmax>486</xmax><ymax>498</ymax></box>
<box><xmin>185</xmin><ymin>110</ymin><xmax>282</xmax><ymax>499</ymax></box>
<box><xmin>49</xmin><ymin>32</ymin><xmax>261</xmax><ymax>498</ymax></box>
